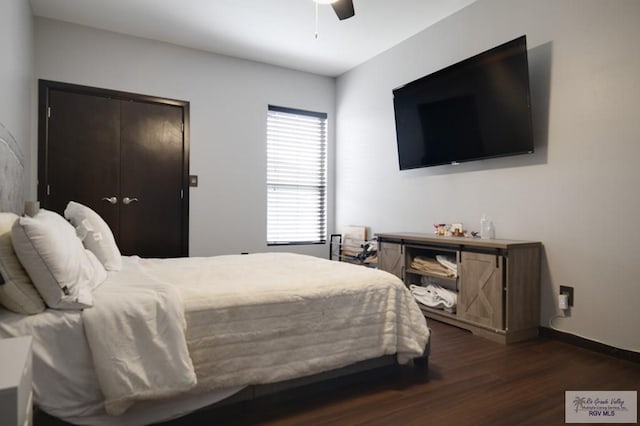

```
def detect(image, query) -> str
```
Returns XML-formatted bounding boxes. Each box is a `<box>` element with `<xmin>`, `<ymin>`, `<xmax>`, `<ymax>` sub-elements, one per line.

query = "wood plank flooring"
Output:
<box><xmin>36</xmin><ymin>319</ymin><xmax>640</xmax><ymax>425</ymax></box>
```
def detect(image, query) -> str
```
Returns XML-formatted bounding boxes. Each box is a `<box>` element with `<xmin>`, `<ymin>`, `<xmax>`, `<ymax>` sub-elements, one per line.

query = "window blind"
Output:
<box><xmin>267</xmin><ymin>105</ymin><xmax>327</xmax><ymax>245</ymax></box>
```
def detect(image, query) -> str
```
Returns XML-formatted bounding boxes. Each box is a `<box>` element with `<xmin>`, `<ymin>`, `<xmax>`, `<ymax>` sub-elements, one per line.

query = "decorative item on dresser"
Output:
<box><xmin>377</xmin><ymin>232</ymin><xmax>541</xmax><ymax>344</ymax></box>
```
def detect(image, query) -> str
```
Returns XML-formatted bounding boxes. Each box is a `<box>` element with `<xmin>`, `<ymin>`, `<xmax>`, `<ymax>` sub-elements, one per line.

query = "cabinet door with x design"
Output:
<box><xmin>458</xmin><ymin>251</ymin><xmax>504</xmax><ymax>330</ymax></box>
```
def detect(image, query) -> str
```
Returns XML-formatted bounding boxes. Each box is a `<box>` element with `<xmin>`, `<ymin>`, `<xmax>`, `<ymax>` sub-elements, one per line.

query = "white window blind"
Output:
<box><xmin>267</xmin><ymin>105</ymin><xmax>327</xmax><ymax>245</ymax></box>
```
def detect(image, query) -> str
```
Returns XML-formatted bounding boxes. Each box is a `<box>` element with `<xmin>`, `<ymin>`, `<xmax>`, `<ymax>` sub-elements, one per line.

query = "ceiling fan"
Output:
<box><xmin>315</xmin><ymin>0</ymin><xmax>355</xmax><ymax>20</ymax></box>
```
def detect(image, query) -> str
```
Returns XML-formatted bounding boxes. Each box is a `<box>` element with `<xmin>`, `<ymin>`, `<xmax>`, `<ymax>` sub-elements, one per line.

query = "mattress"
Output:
<box><xmin>0</xmin><ymin>252</ymin><xmax>429</xmax><ymax>425</ymax></box>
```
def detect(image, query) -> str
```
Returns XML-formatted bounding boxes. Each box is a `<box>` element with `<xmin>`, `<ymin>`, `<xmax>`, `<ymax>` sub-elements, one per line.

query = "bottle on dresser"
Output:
<box><xmin>480</xmin><ymin>214</ymin><xmax>495</xmax><ymax>239</ymax></box>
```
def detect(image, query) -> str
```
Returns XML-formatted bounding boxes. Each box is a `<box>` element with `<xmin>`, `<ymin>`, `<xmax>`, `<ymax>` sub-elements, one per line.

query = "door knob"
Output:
<box><xmin>101</xmin><ymin>197</ymin><xmax>118</xmax><ymax>204</ymax></box>
<box><xmin>122</xmin><ymin>197</ymin><xmax>139</xmax><ymax>205</ymax></box>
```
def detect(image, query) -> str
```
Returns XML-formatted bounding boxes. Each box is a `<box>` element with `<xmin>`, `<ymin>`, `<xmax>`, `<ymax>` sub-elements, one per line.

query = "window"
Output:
<box><xmin>267</xmin><ymin>105</ymin><xmax>327</xmax><ymax>245</ymax></box>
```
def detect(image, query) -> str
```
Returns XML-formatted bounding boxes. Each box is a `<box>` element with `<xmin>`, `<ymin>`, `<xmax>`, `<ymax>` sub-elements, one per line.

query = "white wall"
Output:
<box><xmin>336</xmin><ymin>0</ymin><xmax>640</xmax><ymax>351</ymax></box>
<box><xmin>34</xmin><ymin>18</ymin><xmax>335</xmax><ymax>258</ymax></box>
<box><xmin>0</xmin><ymin>0</ymin><xmax>34</xmax><ymax>199</ymax></box>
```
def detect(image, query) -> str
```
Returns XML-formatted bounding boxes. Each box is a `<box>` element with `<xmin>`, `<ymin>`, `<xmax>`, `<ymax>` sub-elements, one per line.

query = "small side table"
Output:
<box><xmin>0</xmin><ymin>336</ymin><xmax>33</xmax><ymax>426</ymax></box>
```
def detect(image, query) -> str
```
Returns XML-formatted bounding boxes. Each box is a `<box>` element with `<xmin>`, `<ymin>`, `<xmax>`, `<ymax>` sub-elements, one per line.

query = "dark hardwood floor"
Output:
<box><xmin>37</xmin><ymin>319</ymin><xmax>640</xmax><ymax>425</ymax></box>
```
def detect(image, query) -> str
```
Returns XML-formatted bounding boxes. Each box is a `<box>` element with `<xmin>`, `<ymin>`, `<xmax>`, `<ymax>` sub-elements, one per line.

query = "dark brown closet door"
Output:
<box><xmin>45</xmin><ymin>89</ymin><xmax>121</xmax><ymax>237</ymax></box>
<box><xmin>119</xmin><ymin>101</ymin><xmax>184</xmax><ymax>258</ymax></box>
<box><xmin>40</xmin><ymin>80</ymin><xmax>189</xmax><ymax>258</ymax></box>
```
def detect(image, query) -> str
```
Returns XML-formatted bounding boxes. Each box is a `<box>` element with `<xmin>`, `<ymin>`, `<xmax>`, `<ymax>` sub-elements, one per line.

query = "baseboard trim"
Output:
<box><xmin>539</xmin><ymin>326</ymin><xmax>639</xmax><ymax>364</ymax></box>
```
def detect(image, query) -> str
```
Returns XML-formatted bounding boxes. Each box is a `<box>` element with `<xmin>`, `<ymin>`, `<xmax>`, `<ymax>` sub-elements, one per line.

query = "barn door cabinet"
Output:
<box><xmin>377</xmin><ymin>233</ymin><xmax>541</xmax><ymax>344</ymax></box>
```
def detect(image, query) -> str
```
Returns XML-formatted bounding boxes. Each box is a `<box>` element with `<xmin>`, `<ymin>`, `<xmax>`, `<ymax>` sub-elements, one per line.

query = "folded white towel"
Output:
<box><xmin>410</xmin><ymin>284</ymin><xmax>458</xmax><ymax>313</ymax></box>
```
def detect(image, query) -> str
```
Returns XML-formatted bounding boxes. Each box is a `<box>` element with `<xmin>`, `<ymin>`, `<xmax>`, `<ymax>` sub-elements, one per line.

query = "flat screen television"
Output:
<box><xmin>392</xmin><ymin>35</ymin><xmax>534</xmax><ymax>170</ymax></box>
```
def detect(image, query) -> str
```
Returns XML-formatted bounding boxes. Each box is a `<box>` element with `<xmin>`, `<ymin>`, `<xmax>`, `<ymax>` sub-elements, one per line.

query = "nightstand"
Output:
<box><xmin>0</xmin><ymin>336</ymin><xmax>33</xmax><ymax>426</ymax></box>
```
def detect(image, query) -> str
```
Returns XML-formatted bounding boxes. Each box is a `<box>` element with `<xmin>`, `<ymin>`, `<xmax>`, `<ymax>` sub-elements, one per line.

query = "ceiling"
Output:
<box><xmin>29</xmin><ymin>0</ymin><xmax>476</xmax><ymax>77</ymax></box>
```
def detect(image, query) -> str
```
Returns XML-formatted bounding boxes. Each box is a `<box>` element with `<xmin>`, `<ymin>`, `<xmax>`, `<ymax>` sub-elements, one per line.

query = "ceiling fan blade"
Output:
<box><xmin>331</xmin><ymin>0</ymin><xmax>355</xmax><ymax>20</ymax></box>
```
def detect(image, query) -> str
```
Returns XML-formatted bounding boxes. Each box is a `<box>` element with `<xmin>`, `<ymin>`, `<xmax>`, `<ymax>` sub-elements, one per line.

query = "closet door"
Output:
<box><xmin>119</xmin><ymin>101</ymin><xmax>185</xmax><ymax>258</ymax></box>
<box><xmin>44</xmin><ymin>89</ymin><xmax>121</xmax><ymax>238</ymax></box>
<box><xmin>39</xmin><ymin>80</ymin><xmax>189</xmax><ymax>258</ymax></box>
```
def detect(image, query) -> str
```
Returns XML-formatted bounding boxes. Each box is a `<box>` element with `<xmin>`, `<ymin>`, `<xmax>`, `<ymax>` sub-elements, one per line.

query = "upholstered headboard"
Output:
<box><xmin>0</xmin><ymin>121</ymin><xmax>25</xmax><ymax>214</ymax></box>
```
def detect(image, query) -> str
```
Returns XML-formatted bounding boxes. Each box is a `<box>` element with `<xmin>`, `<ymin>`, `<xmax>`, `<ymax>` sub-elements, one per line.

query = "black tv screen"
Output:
<box><xmin>393</xmin><ymin>35</ymin><xmax>534</xmax><ymax>169</ymax></box>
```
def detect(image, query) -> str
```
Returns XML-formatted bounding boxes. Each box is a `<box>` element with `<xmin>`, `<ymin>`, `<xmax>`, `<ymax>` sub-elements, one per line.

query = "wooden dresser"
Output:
<box><xmin>377</xmin><ymin>232</ymin><xmax>541</xmax><ymax>344</ymax></box>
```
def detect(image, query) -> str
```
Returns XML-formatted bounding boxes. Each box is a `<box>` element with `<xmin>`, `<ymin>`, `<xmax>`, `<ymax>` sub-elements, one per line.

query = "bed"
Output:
<box><xmin>0</xmin><ymin>128</ymin><xmax>429</xmax><ymax>426</ymax></box>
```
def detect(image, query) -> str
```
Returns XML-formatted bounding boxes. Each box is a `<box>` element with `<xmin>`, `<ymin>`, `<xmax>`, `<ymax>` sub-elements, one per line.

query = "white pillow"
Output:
<box><xmin>11</xmin><ymin>209</ymin><xmax>106</xmax><ymax>310</ymax></box>
<box><xmin>0</xmin><ymin>213</ymin><xmax>46</xmax><ymax>314</ymax></box>
<box><xmin>64</xmin><ymin>201</ymin><xmax>122</xmax><ymax>271</ymax></box>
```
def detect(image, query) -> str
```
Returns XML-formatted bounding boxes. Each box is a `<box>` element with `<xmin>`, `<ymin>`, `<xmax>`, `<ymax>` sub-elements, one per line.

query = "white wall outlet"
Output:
<box><xmin>558</xmin><ymin>293</ymin><xmax>569</xmax><ymax>310</ymax></box>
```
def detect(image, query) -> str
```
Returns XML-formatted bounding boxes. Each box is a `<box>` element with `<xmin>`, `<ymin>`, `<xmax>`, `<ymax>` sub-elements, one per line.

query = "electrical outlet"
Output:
<box><xmin>559</xmin><ymin>285</ymin><xmax>574</xmax><ymax>307</ymax></box>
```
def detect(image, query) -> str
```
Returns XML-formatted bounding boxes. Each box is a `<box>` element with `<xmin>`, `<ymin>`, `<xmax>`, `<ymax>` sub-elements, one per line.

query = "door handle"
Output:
<box><xmin>122</xmin><ymin>197</ymin><xmax>139</xmax><ymax>205</ymax></box>
<box><xmin>101</xmin><ymin>196</ymin><xmax>118</xmax><ymax>204</ymax></box>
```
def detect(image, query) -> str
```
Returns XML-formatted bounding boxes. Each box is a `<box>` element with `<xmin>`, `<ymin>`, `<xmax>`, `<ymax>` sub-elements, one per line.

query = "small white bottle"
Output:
<box><xmin>487</xmin><ymin>221</ymin><xmax>495</xmax><ymax>239</ymax></box>
<box><xmin>480</xmin><ymin>214</ymin><xmax>488</xmax><ymax>239</ymax></box>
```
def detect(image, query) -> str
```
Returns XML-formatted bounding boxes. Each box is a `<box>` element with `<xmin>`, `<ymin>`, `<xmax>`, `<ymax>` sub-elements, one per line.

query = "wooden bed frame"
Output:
<box><xmin>223</xmin><ymin>350</ymin><xmax>428</xmax><ymax>406</ymax></box>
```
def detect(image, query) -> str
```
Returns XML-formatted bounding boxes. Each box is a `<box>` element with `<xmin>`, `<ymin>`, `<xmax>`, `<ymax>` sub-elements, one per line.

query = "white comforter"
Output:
<box><xmin>138</xmin><ymin>253</ymin><xmax>429</xmax><ymax>391</ymax></box>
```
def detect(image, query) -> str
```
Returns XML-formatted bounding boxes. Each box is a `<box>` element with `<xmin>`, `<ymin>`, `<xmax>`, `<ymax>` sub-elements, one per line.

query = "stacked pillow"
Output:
<box><xmin>0</xmin><ymin>202</ymin><xmax>123</xmax><ymax>313</ymax></box>
<box><xmin>64</xmin><ymin>201</ymin><xmax>122</xmax><ymax>271</ymax></box>
<box><xmin>0</xmin><ymin>213</ymin><xmax>46</xmax><ymax>314</ymax></box>
<box><xmin>11</xmin><ymin>209</ymin><xmax>107</xmax><ymax>310</ymax></box>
